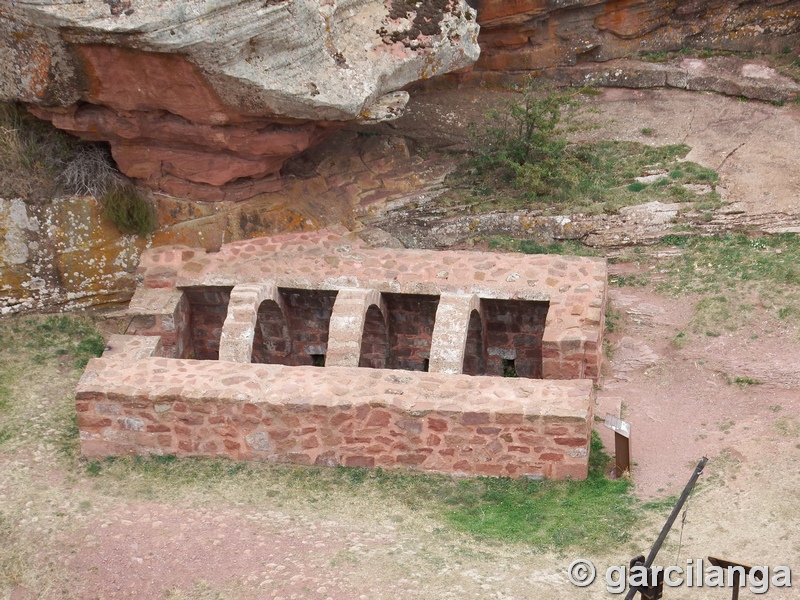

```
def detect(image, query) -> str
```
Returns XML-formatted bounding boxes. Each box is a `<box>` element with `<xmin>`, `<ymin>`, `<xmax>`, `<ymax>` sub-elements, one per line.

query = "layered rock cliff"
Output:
<box><xmin>1</xmin><ymin>0</ymin><xmax>480</xmax><ymax>200</ymax></box>
<box><xmin>465</xmin><ymin>0</ymin><xmax>800</xmax><ymax>81</ymax></box>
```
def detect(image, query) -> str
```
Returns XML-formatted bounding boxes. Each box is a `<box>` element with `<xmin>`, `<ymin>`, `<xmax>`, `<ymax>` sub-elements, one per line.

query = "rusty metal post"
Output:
<box><xmin>708</xmin><ymin>556</ymin><xmax>762</xmax><ymax>600</ymax></box>
<box><xmin>604</xmin><ymin>414</ymin><xmax>631</xmax><ymax>477</ymax></box>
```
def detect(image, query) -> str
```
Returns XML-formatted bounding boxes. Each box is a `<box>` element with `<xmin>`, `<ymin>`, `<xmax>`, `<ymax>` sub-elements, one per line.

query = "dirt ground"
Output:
<box><xmin>2</xmin><ymin>86</ymin><xmax>800</xmax><ymax>599</ymax></box>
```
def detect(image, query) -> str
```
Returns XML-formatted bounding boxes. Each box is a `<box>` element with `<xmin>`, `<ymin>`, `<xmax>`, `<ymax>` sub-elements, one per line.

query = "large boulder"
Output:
<box><xmin>1</xmin><ymin>0</ymin><xmax>479</xmax><ymax>200</ymax></box>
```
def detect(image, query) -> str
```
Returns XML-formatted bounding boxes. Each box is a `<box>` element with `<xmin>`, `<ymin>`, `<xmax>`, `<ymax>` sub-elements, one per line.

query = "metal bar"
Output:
<box><xmin>623</xmin><ymin>456</ymin><xmax>708</xmax><ymax>600</ymax></box>
<box><xmin>615</xmin><ymin>431</ymin><xmax>631</xmax><ymax>474</ymax></box>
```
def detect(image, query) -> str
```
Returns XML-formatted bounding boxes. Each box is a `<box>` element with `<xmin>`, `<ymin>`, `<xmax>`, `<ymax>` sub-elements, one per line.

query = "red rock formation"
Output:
<box><xmin>28</xmin><ymin>46</ymin><xmax>341</xmax><ymax>201</ymax></box>
<box><xmin>3</xmin><ymin>0</ymin><xmax>480</xmax><ymax>201</ymax></box>
<box><xmin>461</xmin><ymin>0</ymin><xmax>800</xmax><ymax>81</ymax></box>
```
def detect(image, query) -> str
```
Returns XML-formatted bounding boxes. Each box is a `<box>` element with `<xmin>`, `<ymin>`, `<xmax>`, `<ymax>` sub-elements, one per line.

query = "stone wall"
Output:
<box><xmin>0</xmin><ymin>133</ymin><xmax>452</xmax><ymax>315</ymax></box>
<box><xmin>77</xmin><ymin>335</ymin><xmax>594</xmax><ymax>480</ymax></box>
<box><xmin>132</xmin><ymin>230</ymin><xmax>607</xmax><ymax>381</ymax></box>
<box><xmin>75</xmin><ymin>230</ymin><xmax>606</xmax><ymax>478</ymax></box>
<box><xmin>384</xmin><ymin>293</ymin><xmax>440</xmax><ymax>372</ymax></box>
<box><xmin>0</xmin><ymin>197</ymin><xmax>145</xmax><ymax>315</ymax></box>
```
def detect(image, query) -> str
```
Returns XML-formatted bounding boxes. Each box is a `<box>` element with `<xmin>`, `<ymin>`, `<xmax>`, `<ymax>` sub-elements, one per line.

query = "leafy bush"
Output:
<box><xmin>101</xmin><ymin>182</ymin><xmax>157</xmax><ymax>236</ymax></box>
<box><xmin>469</xmin><ymin>79</ymin><xmax>590</xmax><ymax>199</ymax></box>
<box><xmin>463</xmin><ymin>82</ymin><xmax>720</xmax><ymax>215</ymax></box>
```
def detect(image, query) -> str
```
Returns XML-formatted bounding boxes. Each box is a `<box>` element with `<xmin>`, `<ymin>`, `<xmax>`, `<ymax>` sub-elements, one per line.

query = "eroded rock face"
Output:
<box><xmin>1</xmin><ymin>0</ymin><xmax>479</xmax><ymax>200</ymax></box>
<box><xmin>464</xmin><ymin>0</ymin><xmax>800</xmax><ymax>80</ymax></box>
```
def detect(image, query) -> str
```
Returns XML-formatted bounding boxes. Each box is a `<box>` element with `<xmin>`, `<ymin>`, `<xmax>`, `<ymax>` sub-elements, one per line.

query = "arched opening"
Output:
<box><xmin>358</xmin><ymin>304</ymin><xmax>388</xmax><ymax>369</ymax></box>
<box><xmin>462</xmin><ymin>309</ymin><xmax>486</xmax><ymax>376</ymax></box>
<box><xmin>482</xmin><ymin>299</ymin><xmax>549</xmax><ymax>379</ymax></box>
<box><xmin>251</xmin><ymin>299</ymin><xmax>291</xmax><ymax>365</ymax></box>
<box><xmin>183</xmin><ymin>286</ymin><xmax>233</xmax><ymax>360</ymax></box>
<box><xmin>384</xmin><ymin>293</ymin><xmax>440</xmax><ymax>372</ymax></box>
<box><xmin>283</xmin><ymin>288</ymin><xmax>337</xmax><ymax>366</ymax></box>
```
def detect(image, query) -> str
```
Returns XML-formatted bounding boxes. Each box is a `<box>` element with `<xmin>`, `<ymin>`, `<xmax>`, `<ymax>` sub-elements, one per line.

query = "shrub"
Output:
<box><xmin>0</xmin><ymin>102</ymin><xmax>74</xmax><ymax>201</ymax></box>
<box><xmin>100</xmin><ymin>183</ymin><xmax>157</xmax><ymax>236</ymax></box>
<box><xmin>56</xmin><ymin>144</ymin><xmax>119</xmax><ymax>197</ymax></box>
<box><xmin>0</xmin><ymin>102</ymin><xmax>120</xmax><ymax>201</ymax></box>
<box><xmin>469</xmin><ymin>79</ymin><xmax>591</xmax><ymax>199</ymax></box>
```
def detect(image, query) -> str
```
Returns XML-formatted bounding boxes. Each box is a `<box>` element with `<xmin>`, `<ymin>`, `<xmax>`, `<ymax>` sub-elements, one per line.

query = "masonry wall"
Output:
<box><xmin>358</xmin><ymin>304</ymin><xmax>389</xmax><ymax>369</ymax></box>
<box><xmin>462</xmin><ymin>309</ymin><xmax>486</xmax><ymax>377</ymax></box>
<box><xmin>184</xmin><ymin>286</ymin><xmax>233</xmax><ymax>360</ymax></box>
<box><xmin>384</xmin><ymin>293</ymin><xmax>439</xmax><ymax>372</ymax></box>
<box><xmin>124</xmin><ymin>288</ymin><xmax>191</xmax><ymax>359</ymax></box>
<box><xmin>483</xmin><ymin>299</ymin><xmax>549</xmax><ymax>379</ymax></box>
<box><xmin>77</xmin><ymin>350</ymin><xmax>594</xmax><ymax>480</ymax></box>
<box><xmin>104</xmin><ymin>235</ymin><xmax>608</xmax><ymax>479</ymax></box>
<box><xmin>280</xmin><ymin>289</ymin><xmax>338</xmax><ymax>366</ymax></box>
<box><xmin>252</xmin><ymin>297</ymin><xmax>292</xmax><ymax>364</ymax></box>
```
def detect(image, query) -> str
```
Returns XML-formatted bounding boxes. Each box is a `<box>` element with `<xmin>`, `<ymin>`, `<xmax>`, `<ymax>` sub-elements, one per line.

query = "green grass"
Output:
<box><xmin>458</xmin><ymin>82</ymin><xmax>720</xmax><ymax>217</ymax></box>
<box><xmin>5</xmin><ymin>315</ymin><xmax>105</xmax><ymax>369</ymax></box>
<box><xmin>657</xmin><ymin>233</ymin><xmax>800</xmax><ymax>293</ymax></box>
<box><xmin>101</xmin><ymin>183</ymin><xmax>157</xmax><ymax>236</ymax></box>
<box><xmin>78</xmin><ymin>432</ymin><xmax>644</xmax><ymax>551</ymax></box>
<box><xmin>728</xmin><ymin>376</ymin><xmax>762</xmax><ymax>387</ymax></box>
<box><xmin>775</xmin><ymin>418</ymin><xmax>800</xmax><ymax>437</ymax></box>
<box><xmin>0</xmin><ymin>312</ymin><xmax>681</xmax><ymax>566</ymax></box>
<box><xmin>670</xmin><ymin>332</ymin><xmax>689</xmax><ymax>349</ymax></box>
<box><xmin>0</xmin><ymin>315</ymin><xmax>104</xmax><ymax>452</ymax></box>
<box><xmin>454</xmin><ymin>141</ymin><xmax>719</xmax><ymax>216</ymax></box>
<box><xmin>443</xmin><ymin>433</ymin><xmax>636</xmax><ymax>549</ymax></box>
<box><xmin>486</xmin><ymin>235</ymin><xmax>599</xmax><ymax>257</ymax></box>
<box><xmin>605</xmin><ymin>304</ymin><xmax>621</xmax><ymax>334</ymax></box>
<box><xmin>610</xmin><ymin>273</ymin><xmax>651</xmax><ymax>287</ymax></box>
<box><xmin>657</xmin><ymin>233</ymin><xmax>800</xmax><ymax>331</ymax></box>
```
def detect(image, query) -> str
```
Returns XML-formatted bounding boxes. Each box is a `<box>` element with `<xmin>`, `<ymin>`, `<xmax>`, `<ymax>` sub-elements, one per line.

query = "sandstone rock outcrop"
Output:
<box><xmin>1</xmin><ymin>0</ymin><xmax>479</xmax><ymax>200</ymax></box>
<box><xmin>461</xmin><ymin>0</ymin><xmax>800</xmax><ymax>82</ymax></box>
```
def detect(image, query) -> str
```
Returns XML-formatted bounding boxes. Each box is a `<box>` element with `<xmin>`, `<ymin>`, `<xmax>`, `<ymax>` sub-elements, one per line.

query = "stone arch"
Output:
<box><xmin>462</xmin><ymin>308</ymin><xmax>486</xmax><ymax>376</ymax></box>
<box><xmin>218</xmin><ymin>283</ymin><xmax>285</xmax><ymax>364</ymax></box>
<box><xmin>428</xmin><ymin>294</ymin><xmax>481</xmax><ymax>375</ymax></box>
<box><xmin>358</xmin><ymin>303</ymin><xmax>389</xmax><ymax>369</ymax></box>
<box><xmin>326</xmin><ymin>289</ymin><xmax>384</xmax><ymax>368</ymax></box>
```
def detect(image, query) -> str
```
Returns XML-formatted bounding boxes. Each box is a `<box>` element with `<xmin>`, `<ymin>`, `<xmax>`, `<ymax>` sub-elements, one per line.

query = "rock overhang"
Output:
<box><xmin>2</xmin><ymin>0</ymin><xmax>480</xmax><ymax>199</ymax></box>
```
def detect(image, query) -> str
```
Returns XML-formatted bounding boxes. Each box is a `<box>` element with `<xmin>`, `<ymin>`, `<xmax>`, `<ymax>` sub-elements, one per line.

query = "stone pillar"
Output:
<box><xmin>542</xmin><ymin>329</ymin><xmax>586</xmax><ymax>380</ymax></box>
<box><xmin>125</xmin><ymin>287</ymin><xmax>188</xmax><ymax>358</ymax></box>
<box><xmin>326</xmin><ymin>289</ymin><xmax>385</xmax><ymax>367</ymax></box>
<box><xmin>428</xmin><ymin>294</ymin><xmax>482</xmax><ymax>375</ymax></box>
<box><xmin>219</xmin><ymin>283</ymin><xmax>281</xmax><ymax>363</ymax></box>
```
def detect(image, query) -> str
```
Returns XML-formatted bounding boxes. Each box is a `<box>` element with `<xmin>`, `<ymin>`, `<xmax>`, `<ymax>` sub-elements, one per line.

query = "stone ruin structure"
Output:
<box><xmin>76</xmin><ymin>230</ymin><xmax>607</xmax><ymax>480</ymax></box>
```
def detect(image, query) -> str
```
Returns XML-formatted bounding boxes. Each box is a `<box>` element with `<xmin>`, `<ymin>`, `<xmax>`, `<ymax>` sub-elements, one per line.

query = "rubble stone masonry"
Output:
<box><xmin>79</xmin><ymin>230</ymin><xmax>607</xmax><ymax>479</ymax></box>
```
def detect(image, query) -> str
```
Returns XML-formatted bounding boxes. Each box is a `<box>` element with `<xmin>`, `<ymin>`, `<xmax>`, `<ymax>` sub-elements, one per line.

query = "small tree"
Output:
<box><xmin>470</xmin><ymin>78</ymin><xmax>591</xmax><ymax>199</ymax></box>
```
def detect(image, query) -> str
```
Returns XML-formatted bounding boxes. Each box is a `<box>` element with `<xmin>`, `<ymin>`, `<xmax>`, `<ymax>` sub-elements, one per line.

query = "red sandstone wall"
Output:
<box><xmin>384</xmin><ymin>293</ymin><xmax>440</xmax><ymax>372</ymax></box>
<box><xmin>470</xmin><ymin>0</ymin><xmax>800</xmax><ymax>74</ymax></box>
<box><xmin>76</xmin><ymin>358</ymin><xmax>594</xmax><ymax>480</ymax></box>
<box><xmin>483</xmin><ymin>299</ymin><xmax>549</xmax><ymax>378</ymax></box>
<box><xmin>77</xmin><ymin>395</ymin><xmax>590</xmax><ymax>479</ymax></box>
<box><xmin>358</xmin><ymin>304</ymin><xmax>389</xmax><ymax>369</ymax></box>
<box><xmin>183</xmin><ymin>286</ymin><xmax>233</xmax><ymax>360</ymax></box>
